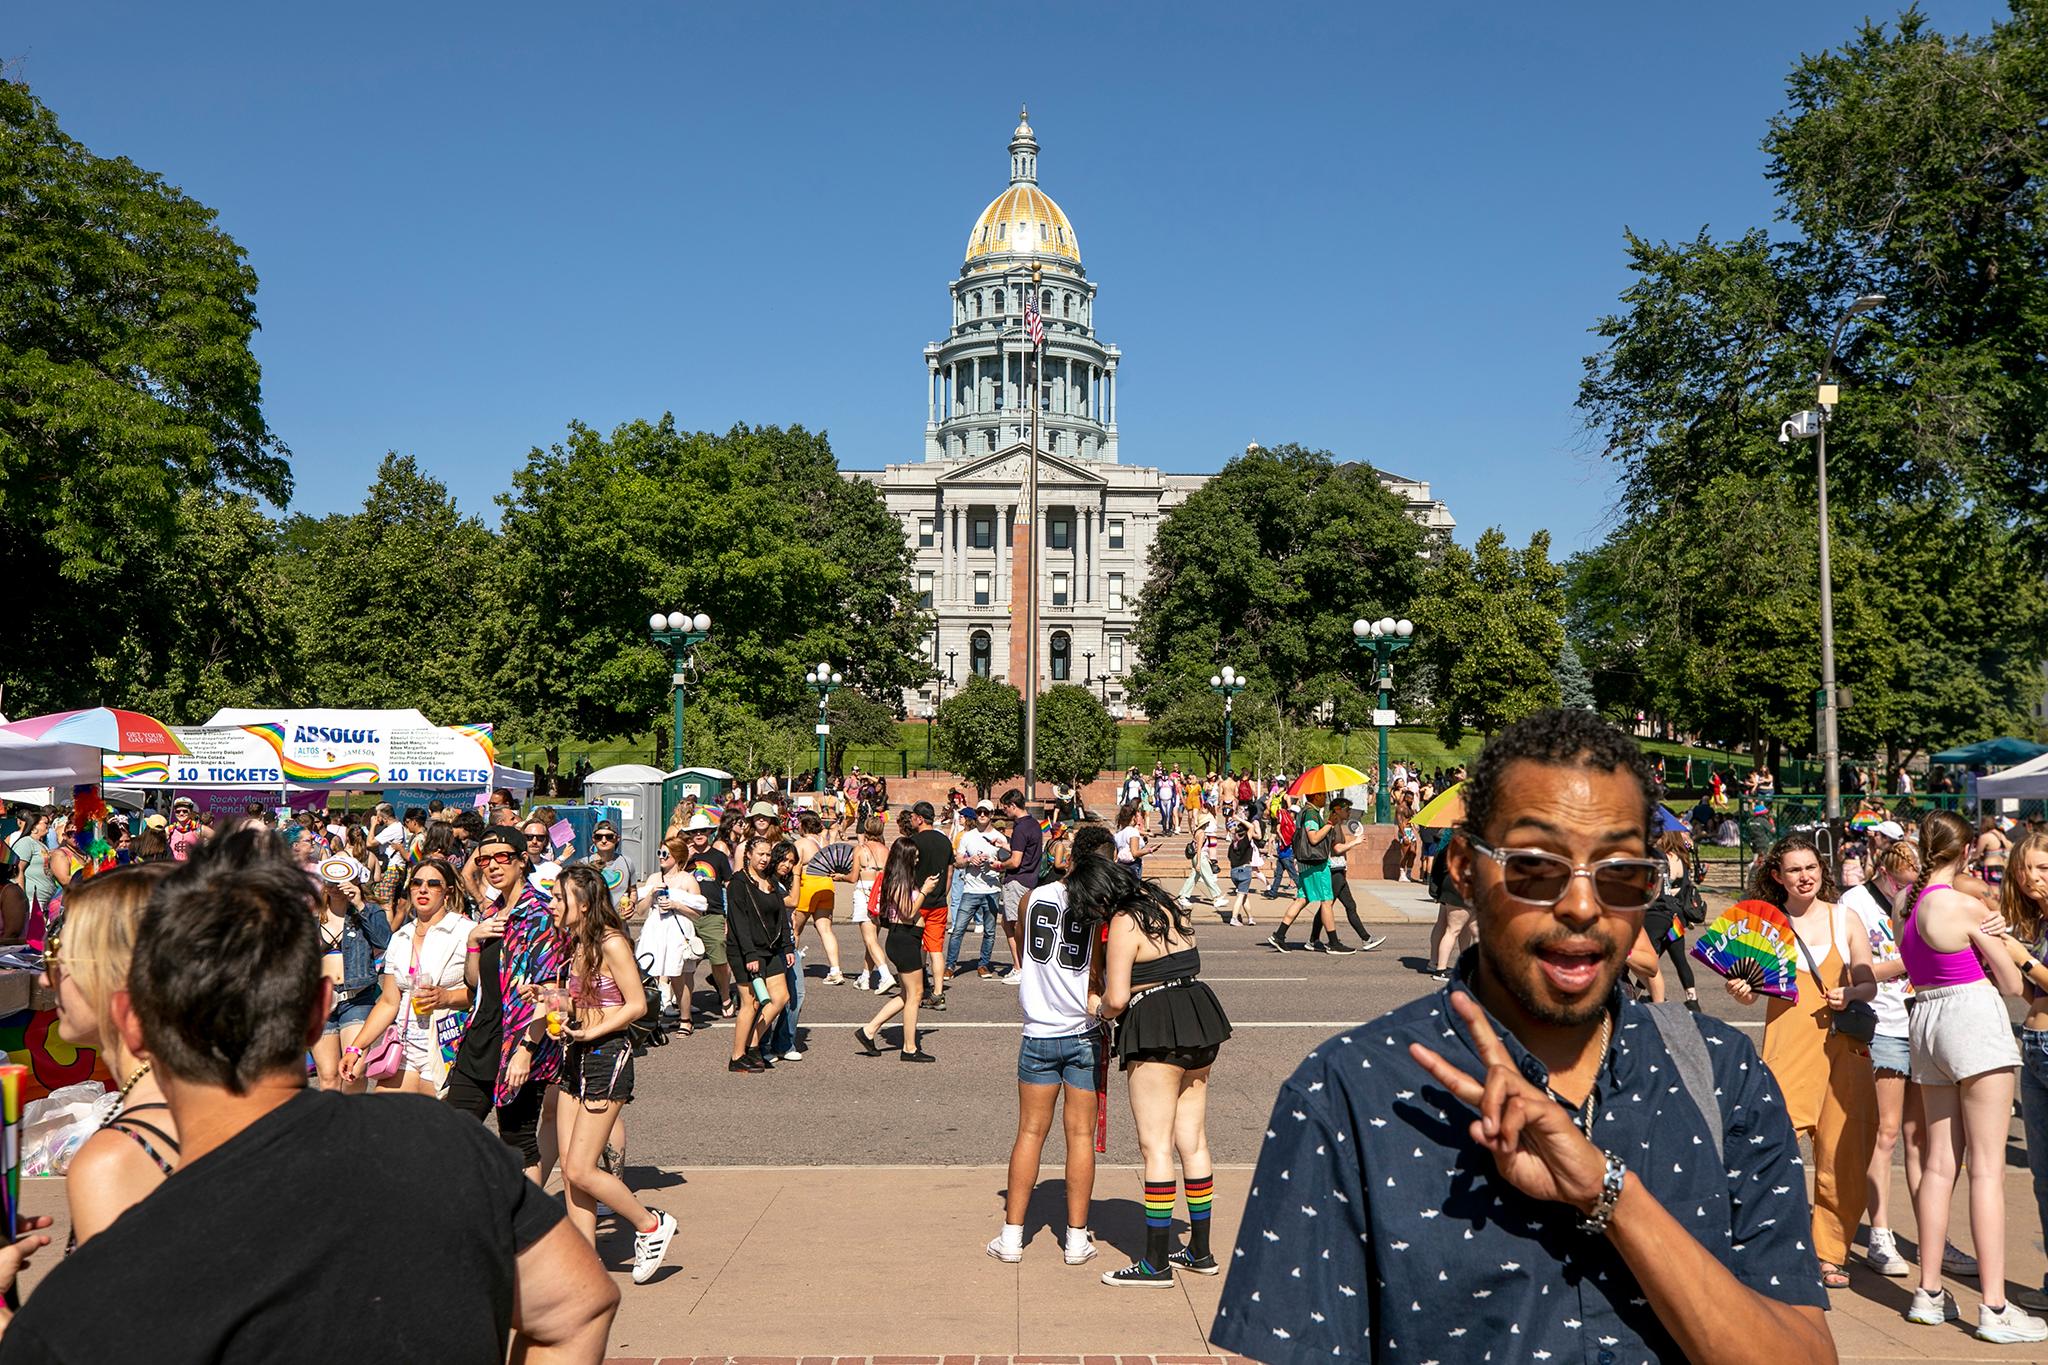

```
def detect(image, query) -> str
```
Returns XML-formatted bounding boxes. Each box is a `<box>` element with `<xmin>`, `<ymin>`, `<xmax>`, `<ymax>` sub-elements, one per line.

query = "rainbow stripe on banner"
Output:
<box><xmin>241</xmin><ymin>724</ymin><xmax>381</xmax><ymax>785</ymax></box>
<box><xmin>448</xmin><ymin>723</ymin><xmax>496</xmax><ymax>763</ymax></box>
<box><xmin>102</xmin><ymin>757</ymin><xmax>169</xmax><ymax>783</ymax></box>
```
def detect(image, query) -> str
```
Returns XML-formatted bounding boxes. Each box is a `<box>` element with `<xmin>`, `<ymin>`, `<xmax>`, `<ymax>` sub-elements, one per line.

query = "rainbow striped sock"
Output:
<box><xmin>1184</xmin><ymin>1175</ymin><xmax>1214</xmax><ymax>1256</ymax></box>
<box><xmin>1142</xmin><ymin>1179</ymin><xmax>1176</xmax><ymax>1271</ymax></box>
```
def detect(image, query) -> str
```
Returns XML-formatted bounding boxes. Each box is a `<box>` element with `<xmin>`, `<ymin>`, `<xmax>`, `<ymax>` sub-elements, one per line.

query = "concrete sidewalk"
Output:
<box><xmin>20</xmin><ymin>1155</ymin><xmax>2048</xmax><ymax>1361</ymax></box>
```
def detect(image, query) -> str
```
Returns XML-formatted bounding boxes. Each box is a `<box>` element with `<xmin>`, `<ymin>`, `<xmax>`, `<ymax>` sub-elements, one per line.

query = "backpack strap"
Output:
<box><xmin>1643</xmin><ymin>1000</ymin><xmax>1724</xmax><ymax>1165</ymax></box>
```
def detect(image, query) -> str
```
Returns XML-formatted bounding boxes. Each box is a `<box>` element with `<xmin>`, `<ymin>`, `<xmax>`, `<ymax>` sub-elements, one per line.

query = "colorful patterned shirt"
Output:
<box><xmin>493</xmin><ymin>884</ymin><xmax>567</xmax><ymax>1105</ymax></box>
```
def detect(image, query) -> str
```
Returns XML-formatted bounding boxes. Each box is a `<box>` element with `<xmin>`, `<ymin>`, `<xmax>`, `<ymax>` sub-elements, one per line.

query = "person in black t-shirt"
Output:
<box><xmin>0</xmin><ymin>830</ymin><xmax>619</xmax><ymax>1365</ymax></box>
<box><xmin>908</xmin><ymin>801</ymin><xmax>954</xmax><ymax>999</ymax></box>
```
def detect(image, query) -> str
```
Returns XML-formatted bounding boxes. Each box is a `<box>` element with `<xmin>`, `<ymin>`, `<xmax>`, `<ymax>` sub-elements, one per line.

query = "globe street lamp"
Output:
<box><xmin>921</xmin><ymin>698</ymin><xmax>936</xmax><ymax>771</ymax></box>
<box><xmin>1352</xmin><ymin>617</ymin><xmax>1415</xmax><ymax>823</ymax></box>
<box><xmin>1779</xmin><ymin>291</ymin><xmax>1884</xmax><ymax>823</ymax></box>
<box><xmin>806</xmin><ymin>662</ymin><xmax>843</xmax><ymax>796</ymax></box>
<box><xmin>1209</xmin><ymin>666</ymin><xmax>1247</xmax><ymax>775</ymax></box>
<box><xmin>648</xmin><ymin>610</ymin><xmax>711</xmax><ymax>770</ymax></box>
<box><xmin>1083</xmin><ymin>650</ymin><xmax>1095</xmax><ymax>686</ymax></box>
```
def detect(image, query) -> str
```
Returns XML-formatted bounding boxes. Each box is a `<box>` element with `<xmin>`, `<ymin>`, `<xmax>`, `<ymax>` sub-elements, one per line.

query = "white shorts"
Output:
<box><xmin>1909</xmin><ymin>980</ymin><xmax>2020</xmax><ymax>1086</ymax></box>
<box><xmin>853</xmin><ymin>879</ymin><xmax>876</xmax><ymax>924</ymax></box>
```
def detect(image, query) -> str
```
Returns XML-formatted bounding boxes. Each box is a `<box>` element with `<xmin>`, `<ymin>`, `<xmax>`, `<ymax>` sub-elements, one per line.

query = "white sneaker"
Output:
<box><xmin>1864</xmin><ymin>1227</ymin><xmax>1909</xmax><ymax>1277</ymax></box>
<box><xmin>1177</xmin><ymin>897</ymin><xmax>1196</xmax><ymax>908</ymax></box>
<box><xmin>782</xmin><ymin>1049</ymin><xmax>804</xmax><ymax>1061</ymax></box>
<box><xmin>1977</xmin><ymin>1301</ymin><xmax>2048</xmax><ymax>1343</ymax></box>
<box><xmin>1906</xmin><ymin>1287</ymin><xmax>1959</xmax><ymax>1325</ymax></box>
<box><xmin>1001</xmin><ymin>970</ymin><xmax>1023</xmax><ymax>985</ymax></box>
<box><xmin>631</xmin><ymin>1210</ymin><xmax>677</xmax><ymax>1284</ymax></box>
<box><xmin>1063</xmin><ymin>1229</ymin><xmax>1098</xmax><ymax>1265</ymax></box>
<box><xmin>823</xmin><ymin>972</ymin><xmax>846</xmax><ymax>985</ymax></box>
<box><xmin>985</xmin><ymin>1234</ymin><xmax>1023</xmax><ymax>1264</ymax></box>
<box><xmin>852</xmin><ymin>974</ymin><xmax>873</xmax><ymax>991</ymax></box>
<box><xmin>1943</xmin><ymin>1241</ymin><xmax>1980</xmax><ymax>1278</ymax></box>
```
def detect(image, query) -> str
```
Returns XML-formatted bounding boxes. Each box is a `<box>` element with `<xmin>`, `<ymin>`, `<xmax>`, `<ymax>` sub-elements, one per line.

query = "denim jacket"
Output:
<box><xmin>333</xmin><ymin>905</ymin><xmax>394</xmax><ymax>1002</ymax></box>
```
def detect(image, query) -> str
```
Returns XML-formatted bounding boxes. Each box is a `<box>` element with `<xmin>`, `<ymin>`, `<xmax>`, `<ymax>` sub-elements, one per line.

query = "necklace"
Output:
<box><xmin>113</xmin><ymin>1061</ymin><xmax>152</xmax><ymax>1110</ymax></box>
<box><xmin>1575</xmin><ymin>1012</ymin><xmax>1613</xmax><ymax>1140</ymax></box>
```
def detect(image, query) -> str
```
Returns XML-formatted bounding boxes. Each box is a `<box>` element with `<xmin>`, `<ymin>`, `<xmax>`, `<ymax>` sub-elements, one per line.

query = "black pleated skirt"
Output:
<box><xmin>1114</xmin><ymin>980</ymin><xmax>1232</xmax><ymax>1066</ymax></box>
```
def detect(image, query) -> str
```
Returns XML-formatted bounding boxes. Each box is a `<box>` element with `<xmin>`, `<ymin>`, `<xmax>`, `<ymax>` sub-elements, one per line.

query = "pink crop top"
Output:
<box><xmin>1898</xmin><ymin>884</ymin><xmax>1987</xmax><ymax>990</ymax></box>
<box><xmin>568</xmin><ymin>967</ymin><xmax>625</xmax><ymax>1009</ymax></box>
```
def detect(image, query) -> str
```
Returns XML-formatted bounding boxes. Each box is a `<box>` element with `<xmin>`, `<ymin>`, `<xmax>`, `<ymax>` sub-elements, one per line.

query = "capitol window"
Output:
<box><xmin>974</xmin><ymin>572</ymin><xmax>991</xmax><ymax>607</ymax></box>
<box><xmin>998</xmin><ymin>222</ymin><xmax>1006</xmax><ymax>240</ymax></box>
<box><xmin>1108</xmin><ymin>518</ymin><xmax>1125</xmax><ymax>549</ymax></box>
<box><xmin>918</xmin><ymin>571</ymin><xmax>933</xmax><ymax>609</ymax></box>
<box><xmin>917</xmin><ymin>517</ymin><xmax>934</xmax><ymax>548</ymax></box>
<box><xmin>971</xmin><ymin>630</ymin><xmax>992</xmax><ymax>678</ymax></box>
<box><xmin>972</xmin><ymin>516</ymin><xmax>993</xmax><ymax>549</ymax></box>
<box><xmin>1063</xmin><ymin>292</ymin><xmax>1073</xmax><ymax>318</ymax></box>
<box><xmin>972</xmin><ymin>293</ymin><xmax>983</xmax><ymax>318</ymax></box>
<box><xmin>1052</xmin><ymin>573</ymin><xmax>1069</xmax><ymax>607</ymax></box>
<box><xmin>1050</xmin><ymin>630</ymin><xmax>1071</xmax><ymax>680</ymax></box>
<box><xmin>1108</xmin><ymin>635</ymin><xmax>1125</xmax><ymax>673</ymax></box>
<box><xmin>1048</xmin><ymin>517</ymin><xmax>1070</xmax><ymax>550</ymax></box>
<box><xmin>993</xmin><ymin>287</ymin><xmax>1006</xmax><ymax>314</ymax></box>
<box><xmin>1108</xmin><ymin>572</ymin><xmax>1125</xmax><ymax>610</ymax></box>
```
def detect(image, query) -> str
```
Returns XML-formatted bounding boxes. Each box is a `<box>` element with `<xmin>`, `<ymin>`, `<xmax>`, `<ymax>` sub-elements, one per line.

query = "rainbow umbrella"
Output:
<box><xmin>0</xmin><ymin>708</ymin><xmax>188</xmax><ymax>755</ymax></box>
<box><xmin>1287</xmin><ymin>763</ymin><xmax>1370</xmax><ymax>797</ymax></box>
<box><xmin>1411</xmin><ymin>781</ymin><xmax>1465</xmax><ymax>829</ymax></box>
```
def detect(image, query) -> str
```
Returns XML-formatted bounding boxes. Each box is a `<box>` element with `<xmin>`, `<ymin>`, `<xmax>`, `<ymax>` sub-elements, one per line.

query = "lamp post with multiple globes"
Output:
<box><xmin>648</xmin><ymin>610</ymin><xmax>712</xmax><ymax>770</ymax></box>
<box><xmin>806</xmin><ymin>663</ymin><xmax>843</xmax><ymax>796</ymax></box>
<box><xmin>1209</xmin><ymin>665</ymin><xmax>1247</xmax><ymax>776</ymax></box>
<box><xmin>1351</xmin><ymin>617</ymin><xmax>1414</xmax><ymax>824</ymax></box>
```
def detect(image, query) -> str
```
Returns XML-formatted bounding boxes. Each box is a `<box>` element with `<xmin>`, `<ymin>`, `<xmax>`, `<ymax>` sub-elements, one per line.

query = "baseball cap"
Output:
<box><xmin>474</xmin><ymin>826</ymin><xmax>524</xmax><ymax>858</ymax></box>
<box><xmin>1874</xmin><ymin>820</ymin><xmax>1905</xmax><ymax>839</ymax></box>
<box><xmin>749</xmin><ymin>800</ymin><xmax>777</xmax><ymax>818</ymax></box>
<box><xmin>976</xmin><ymin>799</ymin><xmax>995</xmax><ymax>812</ymax></box>
<box><xmin>143</xmin><ymin>813</ymin><xmax>168</xmax><ymax>830</ymax></box>
<box><xmin>682</xmin><ymin>810</ymin><xmax>717</xmax><ymax>831</ymax></box>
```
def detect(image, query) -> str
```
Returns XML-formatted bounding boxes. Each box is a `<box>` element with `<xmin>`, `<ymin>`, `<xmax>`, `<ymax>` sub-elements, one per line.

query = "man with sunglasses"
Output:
<box><xmin>577</xmin><ymin>821</ymin><xmax>637</xmax><ymax>905</ymax></box>
<box><xmin>446</xmin><ymin>827</ymin><xmax>567</xmax><ymax>1183</ymax></box>
<box><xmin>1214</xmin><ymin>709</ymin><xmax>1834</xmax><ymax>1365</ymax></box>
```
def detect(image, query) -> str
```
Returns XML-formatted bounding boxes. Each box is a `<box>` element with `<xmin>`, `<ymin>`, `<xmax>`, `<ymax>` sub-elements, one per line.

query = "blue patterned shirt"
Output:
<box><xmin>1211</xmin><ymin>961</ymin><xmax>1825</xmax><ymax>1364</ymax></box>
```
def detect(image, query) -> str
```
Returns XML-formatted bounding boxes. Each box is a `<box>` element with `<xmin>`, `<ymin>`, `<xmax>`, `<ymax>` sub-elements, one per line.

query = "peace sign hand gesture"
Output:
<box><xmin>1407</xmin><ymin>990</ymin><xmax>1610</xmax><ymax>1217</ymax></box>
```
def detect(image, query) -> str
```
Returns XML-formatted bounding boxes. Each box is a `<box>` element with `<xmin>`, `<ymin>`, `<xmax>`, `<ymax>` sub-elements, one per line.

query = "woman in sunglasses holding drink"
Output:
<box><xmin>1725</xmin><ymin>832</ymin><xmax>1878</xmax><ymax>1292</ymax></box>
<box><xmin>343</xmin><ymin>857</ymin><xmax>476</xmax><ymax>1095</ymax></box>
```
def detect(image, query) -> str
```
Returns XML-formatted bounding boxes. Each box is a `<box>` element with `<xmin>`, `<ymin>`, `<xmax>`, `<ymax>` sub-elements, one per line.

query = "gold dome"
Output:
<box><xmin>964</xmin><ymin>184</ymin><xmax>1081</xmax><ymax>268</ymax></box>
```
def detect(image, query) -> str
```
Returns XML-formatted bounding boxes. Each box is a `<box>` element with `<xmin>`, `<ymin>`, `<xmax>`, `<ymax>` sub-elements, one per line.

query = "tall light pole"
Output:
<box><xmin>647</xmin><ymin>610</ymin><xmax>711</xmax><ymax>770</ymax></box>
<box><xmin>1021</xmin><ymin>261</ymin><xmax>1045</xmax><ymax>801</ymax></box>
<box><xmin>1209</xmin><ymin>666</ymin><xmax>1247</xmax><ymax>775</ymax></box>
<box><xmin>1352</xmin><ymin>617</ymin><xmax>1415</xmax><ymax>823</ymax></box>
<box><xmin>806</xmin><ymin>662</ymin><xmax>842</xmax><ymax>796</ymax></box>
<box><xmin>1082</xmin><ymin>650</ymin><xmax>1095</xmax><ymax>687</ymax></box>
<box><xmin>921</xmin><ymin>699</ymin><xmax>935</xmax><ymax>771</ymax></box>
<box><xmin>1780</xmin><ymin>291</ymin><xmax>1884</xmax><ymax>823</ymax></box>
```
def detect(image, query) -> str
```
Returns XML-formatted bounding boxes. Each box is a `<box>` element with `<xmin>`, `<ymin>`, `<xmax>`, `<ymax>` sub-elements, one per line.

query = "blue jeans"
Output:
<box><xmin>2020</xmin><ymin>1028</ymin><xmax>2048</xmax><ymax>1285</ymax></box>
<box><xmin>947</xmin><ymin>891</ymin><xmax>998</xmax><ymax>972</ymax></box>
<box><xmin>1266</xmin><ymin>851</ymin><xmax>1298</xmax><ymax>897</ymax></box>
<box><xmin>768</xmin><ymin>949</ymin><xmax>805</xmax><ymax>1054</ymax></box>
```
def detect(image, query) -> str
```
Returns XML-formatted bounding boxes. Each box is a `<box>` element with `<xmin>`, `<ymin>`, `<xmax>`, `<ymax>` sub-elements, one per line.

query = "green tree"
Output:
<box><xmin>935</xmin><ymin>675</ymin><xmax>1022</xmax><ymax>798</ymax></box>
<box><xmin>825</xmin><ymin>689</ymin><xmax>900</xmax><ymax>775</ymax></box>
<box><xmin>1035</xmin><ymin>684</ymin><xmax>1115</xmax><ymax>789</ymax></box>
<box><xmin>0</xmin><ymin>78</ymin><xmax>290</xmax><ymax>714</ymax></box>
<box><xmin>278</xmin><ymin>454</ymin><xmax>496</xmax><ymax>717</ymax></box>
<box><xmin>481</xmin><ymin>418</ymin><xmax>928</xmax><ymax>762</ymax></box>
<box><xmin>1574</xmin><ymin>8</ymin><xmax>2048</xmax><ymax>762</ymax></box>
<box><xmin>1554</xmin><ymin>638</ymin><xmax>1596</xmax><ymax>712</ymax></box>
<box><xmin>1130</xmin><ymin>443</ymin><xmax>1427</xmax><ymax>728</ymax></box>
<box><xmin>1410</xmin><ymin>529</ymin><xmax>1565</xmax><ymax>746</ymax></box>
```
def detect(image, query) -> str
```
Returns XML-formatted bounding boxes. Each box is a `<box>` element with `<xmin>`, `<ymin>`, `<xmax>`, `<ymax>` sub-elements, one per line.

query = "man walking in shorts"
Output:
<box><xmin>988</xmin><ymin>823</ymin><xmax>1114</xmax><ymax>1266</ymax></box>
<box><xmin>996</xmin><ymin>788</ymin><xmax>1042</xmax><ymax>982</ymax></box>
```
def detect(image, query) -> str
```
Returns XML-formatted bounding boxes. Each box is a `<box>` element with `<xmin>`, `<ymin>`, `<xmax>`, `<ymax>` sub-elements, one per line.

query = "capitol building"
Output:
<box><xmin>845</xmin><ymin>111</ymin><xmax>1453</xmax><ymax>717</ymax></box>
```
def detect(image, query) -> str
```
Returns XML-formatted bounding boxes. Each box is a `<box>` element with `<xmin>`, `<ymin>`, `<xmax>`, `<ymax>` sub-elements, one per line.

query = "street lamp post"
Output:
<box><xmin>806</xmin><ymin>663</ymin><xmax>842</xmax><ymax>796</ymax></box>
<box><xmin>1083</xmin><ymin>650</ymin><xmax>1095</xmax><ymax>688</ymax></box>
<box><xmin>1209</xmin><ymin>666</ymin><xmax>1247</xmax><ymax>775</ymax></box>
<box><xmin>1351</xmin><ymin>617</ymin><xmax>1415</xmax><ymax>823</ymax></box>
<box><xmin>1109</xmin><ymin>699</ymin><xmax>1126</xmax><ymax>771</ymax></box>
<box><xmin>647</xmin><ymin>610</ymin><xmax>712</xmax><ymax>770</ymax></box>
<box><xmin>946</xmin><ymin>650</ymin><xmax>958</xmax><ymax>689</ymax></box>
<box><xmin>921</xmin><ymin>699</ymin><xmax>935</xmax><ymax>771</ymax></box>
<box><xmin>1779</xmin><ymin>291</ymin><xmax>1885</xmax><ymax>823</ymax></box>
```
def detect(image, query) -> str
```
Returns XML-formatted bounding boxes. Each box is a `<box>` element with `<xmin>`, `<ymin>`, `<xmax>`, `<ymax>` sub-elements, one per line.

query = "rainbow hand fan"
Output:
<box><xmin>1689</xmin><ymin>898</ymin><xmax>1799</xmax><ymax>1000</ymax></box>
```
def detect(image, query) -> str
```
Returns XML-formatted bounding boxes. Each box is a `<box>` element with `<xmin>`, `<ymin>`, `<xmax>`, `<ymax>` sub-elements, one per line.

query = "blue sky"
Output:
<box><xmin>11</xmin><ymin>1</ymin><xmax>2007</xmax><ymax>554</ymax></box>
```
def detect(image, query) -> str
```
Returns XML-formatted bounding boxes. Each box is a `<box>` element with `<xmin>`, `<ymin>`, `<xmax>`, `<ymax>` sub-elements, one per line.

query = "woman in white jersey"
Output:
<box><xmin>986</xmin><ymin>824</ymin><xmax>1115</xmax><ymax>1266</ymax></box>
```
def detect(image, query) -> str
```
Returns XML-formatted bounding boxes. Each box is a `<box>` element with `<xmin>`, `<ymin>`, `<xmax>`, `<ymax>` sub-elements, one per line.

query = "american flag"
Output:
<box><xmin>1025</xmin><ymin>291</ymin><xmax>1044</xmax><ymax>349</ymax></box>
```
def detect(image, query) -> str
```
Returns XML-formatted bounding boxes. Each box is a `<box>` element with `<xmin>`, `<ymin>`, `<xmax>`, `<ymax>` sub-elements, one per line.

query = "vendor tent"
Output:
<box><xmin>1931</xmin><ymin>737</ymin><xmax>2048</xmax><ymax>767</ymax></box>
<box><xmin>1977</xmin><ymin>751</ymin><xmax>2048</xmax><ymax>800</ymax></box>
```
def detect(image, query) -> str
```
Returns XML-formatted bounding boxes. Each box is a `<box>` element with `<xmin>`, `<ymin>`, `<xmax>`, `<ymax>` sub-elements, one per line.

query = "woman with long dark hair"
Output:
<box><xmin>1725</xmin><ymin>831</ymin><xmax>1875</xmax><ymax>1293</ymax></box>
<box><xmin>725</xmin><ymin>837</ymin><xmax>792</xmax><ymax>1073</ymax></box>
<box><xmin>1066</xmin><ymin>858</ymin><xmax>1231</xmax><ymax>1288</ymax></box>
<box><xmin>854</xmin><ymin>839</ymin><xmax>938</xmax><ymax>1062</ymax></box>
<box><xmin>1112</xmin><ymin>802</ymin><xmax>1147</xmax><ymax>878</ymax></box>
<box><xmin>1895</xmin><ymin>809</ymin><xmax>2033</xmax><ymax>1339</ymax></box>
<box><xmin>544</xmin><ymin>865</ymin><xmax>676</xmax><ymax>1283</ymax></box>
<box><xmin>342</xmin><ymin>856</ymin><xmax>475</xmax><ymax>1095</ymax></box>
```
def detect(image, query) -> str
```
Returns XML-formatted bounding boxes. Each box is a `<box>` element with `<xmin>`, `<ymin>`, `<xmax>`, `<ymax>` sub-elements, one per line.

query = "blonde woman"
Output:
<box><xmin>343</xmin><ymin>857</ymin><xmax>475</xmax><ymax>1095</ymax></box>
<box><xmin>44</xmin><ymin>863</ymin><xmax>179</xmax><ymax>1246</ymax></box>
<box><xmin>850</xmin><ymin>816</ymin><xmax>894</xmax><ymax>993</ymax></box>
<box><xmin>628</xmin><ymin>833</ymin><xmax>708</xmax><ymax>1034</ymax></box>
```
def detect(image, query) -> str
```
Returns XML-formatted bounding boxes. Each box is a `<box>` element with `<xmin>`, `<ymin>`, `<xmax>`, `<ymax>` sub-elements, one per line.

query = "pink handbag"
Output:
<box><xmin>361</xmin><ymin>1025</ymin><xmax>404</xmax><ymax>1081</ymax></box>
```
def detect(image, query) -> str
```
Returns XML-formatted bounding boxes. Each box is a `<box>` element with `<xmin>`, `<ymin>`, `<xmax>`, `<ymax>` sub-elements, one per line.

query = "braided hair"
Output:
<box><xmin>1906</xmin><ymin>809</ymin><xmax>1973</xmax><ymax>918</ymax></box>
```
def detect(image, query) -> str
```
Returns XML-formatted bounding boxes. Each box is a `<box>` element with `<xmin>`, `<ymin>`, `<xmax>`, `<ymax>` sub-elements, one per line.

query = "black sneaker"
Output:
<box><xmin>1305</xmin><ymin>940</ymin><xmax>1329</xmax><ymax>954</ymax></box>
<box><xmin>1358</xmin><ymin>930</ymin><xmax>1387</xmax><ymax>951</ymax></box>
<box><xmin>899</xmin><ymin>1049</ymin><xmax>937</xmax><ymax>1063</ymax></box>
<box><xmin>1102</xmin><ymin>1260</ymin><xmax>1174</xmax><ymax>1288</ymax></box>
<box><xmin>854</xmin><ymin>1027</ymin><xmax>882</xmax><ymax>1056</ymax></box>
<box><xmin>1428</xmin><ymin>969</ymin><xmax>1451</xmax><ymax>983</ymax></box>
<box><xmin>1263</xmin><ymin>932</ymin><xmax>1288</xmax><ymax>953</ymax></box>
<box><xmin>1169</xmin><ymin>1248</ymin><xmax>1220</xmax><ymax>1276</ymax></box>
<box><xmin>751</xmin><ymin>1049</ymin><xmax>775</xmax><ymax>1070</ymax></box>
<box><xmin>926</xmin><ymin>994</ymin><xmax>949</xmax><ymax>1012</ymax></box>
<box><xmin>728</xmin><ymin>1056</ymin><xmax>764</xmax><ymax>1073</ymax></box>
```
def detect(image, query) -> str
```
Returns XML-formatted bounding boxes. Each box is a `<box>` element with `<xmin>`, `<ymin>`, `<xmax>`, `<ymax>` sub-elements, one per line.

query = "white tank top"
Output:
<box><xmin>1018</xmin><ymin>883</ymin><xmax>1095</xmax><ymax>1039</ymax></box>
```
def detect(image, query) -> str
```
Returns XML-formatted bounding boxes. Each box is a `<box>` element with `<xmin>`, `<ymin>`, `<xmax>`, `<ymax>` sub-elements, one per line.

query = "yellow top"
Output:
<box><xmin>964</xmin><ymin>184</ymin><xmax>1081</xmax><ymax>267</ymax></box>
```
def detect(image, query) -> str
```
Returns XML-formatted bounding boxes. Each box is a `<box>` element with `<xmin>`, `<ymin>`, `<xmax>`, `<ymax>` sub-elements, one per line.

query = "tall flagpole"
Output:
<box><xmin>1023</xmin><ymin>262</ymin><xmax>1041</xmax><ymax>801</ymax></box>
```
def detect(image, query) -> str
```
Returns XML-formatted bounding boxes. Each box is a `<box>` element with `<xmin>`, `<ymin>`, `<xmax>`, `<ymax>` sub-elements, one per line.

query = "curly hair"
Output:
<box><xmin>1460</xmin><ymin>708</ymin><xmax>1658</xmax><ymax>842</ymax></box>
<box><xmin>1745</xmin><ymin>832</ymin><xmax>1840</xmax><ymax>908</ymax></box>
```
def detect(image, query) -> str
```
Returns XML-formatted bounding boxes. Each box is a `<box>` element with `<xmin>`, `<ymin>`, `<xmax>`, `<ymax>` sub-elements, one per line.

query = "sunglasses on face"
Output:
<box><xmin>412</xmin><ymin>878</ymin><xmax>448</xmax><ymax>892</ymax></box>
<box><xmin>525</xmin><ymin>834</ymin><xmax>547</xmax><ymax>844</ymax></box>
<box><xmin>476</xmin><ymin>850</ymin><xmax>520</xmax><ymax>868</ymax></box>
<box><xmin>595</xmin><ymin>834</ymin><xmax>616</xmax><ymax>843</ymax></box>
<box><xmin>1463</xmin><ymin>833</ymin><xmax>1664</xmax><ymax>912</ymax></box>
